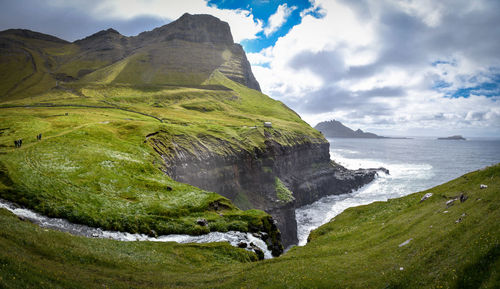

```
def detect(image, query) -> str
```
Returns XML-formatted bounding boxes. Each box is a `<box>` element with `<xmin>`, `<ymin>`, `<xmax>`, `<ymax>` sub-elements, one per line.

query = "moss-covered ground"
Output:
<box><xmin>1</xmin><ymin>163</ymin><xmax>498</xmax><ymax>288</ymax></box>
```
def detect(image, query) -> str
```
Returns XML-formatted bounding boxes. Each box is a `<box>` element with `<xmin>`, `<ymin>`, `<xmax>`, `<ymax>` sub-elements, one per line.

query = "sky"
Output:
<box><xmin>1</xmin><ymin>0</ymin><xmax>499</xmax><ymax>137</ymax></box>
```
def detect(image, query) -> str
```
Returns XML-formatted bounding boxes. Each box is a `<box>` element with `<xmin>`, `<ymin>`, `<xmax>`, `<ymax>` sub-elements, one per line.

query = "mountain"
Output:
<box><xmin>0</xmin><ymin>13</ymin><xmax>259</xmax><ymax>101</ymax></box>
<box><xmin>315</xmin><ymin>119</ymin><xmax>385</xmax><ymax>138</ymax></box>
<box><xmin>0</xmin><ymin>13</ymin><xmax>379</xmax><ymax>250</ymax></box>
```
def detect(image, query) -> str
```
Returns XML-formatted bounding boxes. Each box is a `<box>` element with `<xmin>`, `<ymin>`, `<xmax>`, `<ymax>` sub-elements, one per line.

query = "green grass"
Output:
<box><xmin>275</xmin><ymin>177</ymin><xmax>294</xmax><ymax>203</ymax></box>
<box><xmin>0</xmin><ymin>208</ymin><xmax>258</xmax><ymax>289</ymax></box>
<box><xmin>0</xmin><ymin>107</ymin><xmax>276</xmax><ymax>239</ymax></box>
<box><xmin>0</xmin><ymin>163</ymin><xmax>498</xmax><ymax>288</ymax></box>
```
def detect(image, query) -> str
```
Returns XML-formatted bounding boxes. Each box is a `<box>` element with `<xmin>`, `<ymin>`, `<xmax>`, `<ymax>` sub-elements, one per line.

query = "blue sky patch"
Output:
<box><xmin>207</xmin><ymin>0</ymin><xmax>322</xmax><ymax>52</ymax></box>
<box><xmin>448</xmin><ymin>81</ymin><xmax>500</xmax><ymax>98</ymax></box>
<box><xmin>431</xmin><ymin>60</ymin><xmax>456</xmax><ymax>67</ymax></box>
<box><xmin>432</xmin><ymin>80</ymin><xmax>452</xmax><ymax>90</ymax></box>
<box><xmin>431</xmin><ymin>71</ymin><xmax>500</xmax><ymax>99</ymax></box>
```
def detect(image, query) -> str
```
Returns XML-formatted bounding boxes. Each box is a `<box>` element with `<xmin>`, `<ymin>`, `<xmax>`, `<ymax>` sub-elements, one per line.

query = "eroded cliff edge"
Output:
<box><xmin>149</xmin><ymin>130</ymin><xmax>382</xmax><ymax>247</ymax></box>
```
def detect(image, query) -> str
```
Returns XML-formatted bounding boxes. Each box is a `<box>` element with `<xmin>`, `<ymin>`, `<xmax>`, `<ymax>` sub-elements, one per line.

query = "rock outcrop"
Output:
<box><xmin>150</xmin><ymin>134</ymin><xmax>383</xmax><ymax>247</ymax></box>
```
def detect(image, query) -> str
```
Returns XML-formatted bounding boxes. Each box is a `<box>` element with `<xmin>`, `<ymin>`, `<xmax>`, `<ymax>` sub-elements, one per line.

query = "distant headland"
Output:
<box><xmin>314</xmin><ymin>120</ymin><xmax>409</xmax><ymax>139</ymax></box>
<box><xmin>437</xmin><ymin>135</ymin><xmax>466</xmax><ymax>140</ymax></box>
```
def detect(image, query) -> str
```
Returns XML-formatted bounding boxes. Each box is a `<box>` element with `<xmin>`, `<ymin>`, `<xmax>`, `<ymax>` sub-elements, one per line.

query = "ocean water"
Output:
<box><xmin>296</xmin><ymin>137</ymin><xmax>500</xmax><ymax>246</ymax></box>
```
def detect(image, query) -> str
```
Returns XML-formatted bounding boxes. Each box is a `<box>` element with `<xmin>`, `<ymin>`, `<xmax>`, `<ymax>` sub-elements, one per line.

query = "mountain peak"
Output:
<box><xmin>0</xmin><ymin>28</ymin><xmax>68</xmax><ymax>43</ymax></box>
<box><xmin>139</xmin><ymin>13</ymin><xmax>234</xmax><ymax>45</ymax></box>
<box><xmin>315</xmin><ymin>120</ymin><xmax>385</xmax><ymax>139</ymax></box>
<box><xmin>75</xmin><ymin>28</ymin><xmax>122</xmax><ymax>43</ymax></box>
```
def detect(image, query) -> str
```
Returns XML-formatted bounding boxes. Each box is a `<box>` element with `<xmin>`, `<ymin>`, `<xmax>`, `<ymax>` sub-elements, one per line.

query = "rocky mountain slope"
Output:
<box><xmin>0</xmin><ymin>13</ymin><xmax>379</xmax><ymax>249</ymax></box>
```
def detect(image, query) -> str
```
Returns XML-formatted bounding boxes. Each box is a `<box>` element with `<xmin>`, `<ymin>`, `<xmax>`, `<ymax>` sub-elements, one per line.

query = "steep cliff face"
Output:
<box><xmin>149</xmin><ymin>133</ymin><xmax>380</xmax><ymax>247</ymax></box>
<box><xmin>218</xmin><ymin>44</ymin><xmax>261</xmax><ymax>91</ymax></box>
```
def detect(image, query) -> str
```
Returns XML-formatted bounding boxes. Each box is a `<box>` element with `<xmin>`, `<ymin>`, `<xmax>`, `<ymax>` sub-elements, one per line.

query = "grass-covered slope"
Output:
<box><xmin>1</xmin><ymin>164</ymin><xmax>498</xmax><ymax>288</ymax></box>
<box><xmin>230</xmin><ymin>164</ymin><xmax>500</xmax><ymax>288</ymax></box>
<box><xmin>0</xmin><ymin>102</ymin><xmax>283</xmax><ymax>237</ymax></box>
<box><xmin>0</xmin><ymin>208</ymin><xmax>258</xmax><ymax>288</ymax></box>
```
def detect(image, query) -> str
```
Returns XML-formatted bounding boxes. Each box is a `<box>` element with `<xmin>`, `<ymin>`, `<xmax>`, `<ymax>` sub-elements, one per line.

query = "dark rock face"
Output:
<box><xmin>150</xmin><ymin>136</ymin><xmax>381</xmax><ymax>247</ymax></box>
<box><xmin>217</xmin><ymin>44</ymin><xmax>261</xmax><ymax>91</ymax></box>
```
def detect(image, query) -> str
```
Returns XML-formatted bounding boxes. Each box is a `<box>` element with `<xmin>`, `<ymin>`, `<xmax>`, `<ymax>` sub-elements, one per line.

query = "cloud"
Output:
<box><xmin>0</xmin><ymin>0</ymin><xmax>264</xmax><ymax>43</ymax></box>
<box><xmin>0</xmin><ymin>0</ymin><xmax>166</xmax><ymax>41</ymax></box>
<box><xmin>250</xmin><ymin>0</ymin><xmax>500</xmax><ymax>136</ymax></box>
<box><xmin>289</xmin><ymin>50</ymin><xmax>346</xmax><ymax>81</ymax></box>
<box><xmin>263</xmin><ymin>4</ymin><xmax>297</xmax><ymax>37</ymax></box>
<box><xmin>90</xmin><ymin>0</ymin><xmax>263</xmax><ymax>42</ymax></box>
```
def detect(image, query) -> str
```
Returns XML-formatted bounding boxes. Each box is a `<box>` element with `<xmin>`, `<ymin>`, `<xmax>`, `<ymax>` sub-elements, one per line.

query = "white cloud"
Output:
<box><xmin>251</xmin><ymin>0</ymin><xmax>500</xmax><ymax>137</ymax></box>
<box><xmin>48</xmin><ymin>0</ymin><xmax>263</xmax><ymax>42</ymax></box>
<box><xmin>263</xmin><ymin>4</ymin><xmax>297</xmax><ymax>37</ymax></box>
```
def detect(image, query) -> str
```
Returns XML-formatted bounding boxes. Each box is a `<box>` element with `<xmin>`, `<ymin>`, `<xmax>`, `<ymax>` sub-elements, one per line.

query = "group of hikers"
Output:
<box><xmin>14</xmin><ymin>139</ymin><xmax>22</xmax><ymax>148</ymax></box>
<box><xmin>14</xmin><ymin>133</ymin><xmax>42</xmax><ymax>148</ymax></box>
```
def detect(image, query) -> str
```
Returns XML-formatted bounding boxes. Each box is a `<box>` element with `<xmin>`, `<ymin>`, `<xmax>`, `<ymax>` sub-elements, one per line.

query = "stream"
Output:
<box><xmin>0</xmin><ymin>199</ymin><xmax>272</xmax><ymax>259</ymax></box>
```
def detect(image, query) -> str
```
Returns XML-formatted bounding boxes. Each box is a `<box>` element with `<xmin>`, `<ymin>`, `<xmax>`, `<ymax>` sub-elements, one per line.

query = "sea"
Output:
<box><xmin>296</xmin><ymin>137</ymin><xmax>500</xmax><ymax>246</ymax></box>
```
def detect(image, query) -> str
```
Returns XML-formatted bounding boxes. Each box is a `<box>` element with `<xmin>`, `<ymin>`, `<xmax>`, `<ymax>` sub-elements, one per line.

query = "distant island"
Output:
<box><xmin>437</xmin><ymin>135</ymin><xmax>466</xmax><ymax>140</ymax></box>
<box><xmin>314</xmin><ymin>120</ymin><xmax>408</xmax><ymax>139</ymax></box>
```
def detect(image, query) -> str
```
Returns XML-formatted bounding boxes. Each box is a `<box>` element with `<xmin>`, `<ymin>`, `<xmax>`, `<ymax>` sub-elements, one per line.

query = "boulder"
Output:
<box><xmin>420</xmin><ymin>193</ymin><xmax>433</xmax><ymax>203</ymax></box>
<box><xmin>398</xmin><ymin>238</ymin><xmax>413</xmax><ymax>247</ymax></box>
<box><xmin>196</xmin><ymin>218</ymin><xmax>208</xmax><ymax>226</ymax></box>
<box><xmin>446</xmin><ymin>199</ymin><xmax>456</xmax><ymax>207</ymax></box>
<box><xmin>148</xmin><ymin>229</ymin><xmax>158</xmax><ymax>238</ymax></box>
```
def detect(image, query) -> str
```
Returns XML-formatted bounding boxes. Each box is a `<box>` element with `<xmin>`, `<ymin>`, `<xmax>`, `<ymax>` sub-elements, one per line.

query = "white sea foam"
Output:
<box><xmin>0</xmin><ymin>199</ymin><xmax>272</xmax><ymax>259</ymax></box>
<box><xmin>296</xmin><ymin>153</ymin><xmax>433</xmax><ymax>246</ymax></box>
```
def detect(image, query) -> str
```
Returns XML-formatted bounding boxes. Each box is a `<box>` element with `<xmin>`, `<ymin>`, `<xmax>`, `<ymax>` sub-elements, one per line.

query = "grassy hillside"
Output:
<box><xmin>229</xmin><ymin>163</ymin><xmax>500</xmax><ymax>288</ymax></box>
<box><xmin>0</xmin><ymin>66</ymin><xmax>323</xmax><ymax>258</ymax></box>
<box><xmin>0</xmin><ymin>105</ymin><xmax>278</xmax><ymax>236</ymax></box>
<box><xmin>1</xmin><ymin>163</ymin><xmax>498</xmax><ymax>288</ymax></box>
